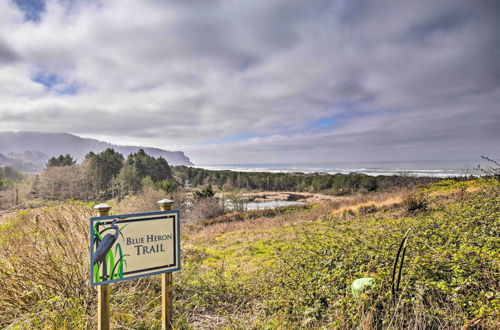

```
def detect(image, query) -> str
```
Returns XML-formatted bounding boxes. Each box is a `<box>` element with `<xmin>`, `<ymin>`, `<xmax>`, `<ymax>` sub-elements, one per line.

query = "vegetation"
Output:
<box><xmin>401</xmin><ymin>191</ymin><xmax>429</xmax><ymax>214</ymax></box>
<box><xmin>125</xmin><ymin>148</ymin><xmax>172</xmax><ymax>183</ymax></box>
<box><xmin>85</xmin><ymin>148</ymin><xmax>124</xmax><ymax>196</ymax></box>
<box><xmin>1</xmin><ymin>154</ymin><xmax>497</xmax><ymax>327</ymax></box>
<box><xmin>193</xmin><ymin>184</ymin><xmax>215</xmax><ymax>199</ymax></box>
<box><xmin>478</xmin><ymin>155</ymin><xmax>500</xmax><ymax>180</ymax></box>
<box><xmin>0</xmin><ymin>148</ymin><xmax>181</xmax><ymax>210</ymax></box>
<box><xmin>46</xmin><ymin>154</ymin><xmax>76</xmax><ymax>168</ymax></box>
<box><xmin>0</xmin><ymin>178</ymin><xmax>498</xmax><ymax>328</ymax></box>
<box><xmin>155</xmin><ymin>179</ymin><xmax>179</xmax><ymax>194</ymax></box>
<box><xmin>0</xmin><ymin>166</ymin><xmax>23</xmax><ymax>191</ymax></box>
<box><xmin>198</xmin><ymin>203</ymin><xmax>314</xmax><ymax>226</ymax></box>
<box><xmin>171</xmin><ymin>165</ymin><xmax>448</xmax><ymax>194</ymax></box>
<box><xmin>33</xmin><ymin>148</ymin><xmax>174</xmax><ymax>202</ymax></box>
<box><xmin>4</xmin><ymin>148</ymin><xmax>484</xmax><ymax>212</ymax></box>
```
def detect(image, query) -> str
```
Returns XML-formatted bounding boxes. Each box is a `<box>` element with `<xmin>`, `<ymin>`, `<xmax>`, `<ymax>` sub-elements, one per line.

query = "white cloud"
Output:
<box><xmin>0</xmin><ymin>0</ymin><xmax>498</xmax><ymax>163</ymax></box>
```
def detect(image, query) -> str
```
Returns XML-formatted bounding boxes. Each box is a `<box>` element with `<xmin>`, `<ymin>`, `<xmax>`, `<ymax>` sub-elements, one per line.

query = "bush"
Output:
<box><xmin>358</xmin><ymin>203</ymin><xmax>378</xmax><ymax>215</ymax></box>
<box><xmin>156</xmin><ymin>179</ymin><xmax>179</xmax><ymax>194</ymax></box>
<box><xmin>114</xmin><ymin>186</ymin><xmax>167</xmax><ymax>214</ymax></box>
<box><xmin>402</xmin><ymin>192</ymin><xmax>429</xmax><ymax>214</ymax></box>
<box><xmin>478</xmin><ymin>155</ymin><xmax>500</xmax><ymax>180</ymax></box>
<box><xmin>200</xmin><ymin>204</ymin><xmax>313</xmax><ymax>226</ymax></box>
<box><xmin>193</xmin><ymin>184</ymin><xmax>215</xmax><ymax>199</ymax></box>
<box><xmin>187</xmin><ymin>197</ymin><xmax>224</xmax><ymax>223</ymax></box>
<box><xmin>38</xmin><ymin>164</ymin><xmax>91</xmax><ymax>200</ymax></box>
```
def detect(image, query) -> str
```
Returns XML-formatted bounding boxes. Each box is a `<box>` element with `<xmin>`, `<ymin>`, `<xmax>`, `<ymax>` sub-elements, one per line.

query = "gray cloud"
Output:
<box><xmin>0</xmin><ymin>0</ymin><xmax>498</xmax><ymax>164</ymax></box>
<box><xmin>0</xmin><ymin>39</ymin><xmax>20</xmax><ymax>63</ymax></box>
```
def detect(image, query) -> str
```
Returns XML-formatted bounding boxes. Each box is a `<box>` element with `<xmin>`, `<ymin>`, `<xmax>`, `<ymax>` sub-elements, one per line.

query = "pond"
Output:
<box><xmin>227</xmin><ymin>200</ymin><xmax>305</xmax><ymax>211</ymax></box>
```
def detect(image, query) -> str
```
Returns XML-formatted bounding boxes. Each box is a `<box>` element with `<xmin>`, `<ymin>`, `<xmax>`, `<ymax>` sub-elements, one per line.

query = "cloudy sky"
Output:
<box><xmin>0</xmin><ymin>0</ymin><xmax>499</xmax><ymax>164</ymax></box>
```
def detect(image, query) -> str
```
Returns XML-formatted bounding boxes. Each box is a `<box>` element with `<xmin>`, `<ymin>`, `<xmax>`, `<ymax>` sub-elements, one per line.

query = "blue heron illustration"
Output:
<box><xmin>93</xmin><ymin>217</ymin><xmax>129</xmax><ymax>282</ymax></box>
<box><xmin>93</xmin><ymin>218</ymin><xmax>119</xmax><ymax>267</ymax></box>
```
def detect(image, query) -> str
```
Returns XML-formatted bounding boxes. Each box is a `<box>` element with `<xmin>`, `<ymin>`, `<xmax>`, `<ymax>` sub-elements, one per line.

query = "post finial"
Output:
<box><xmin>157</xmin><ymin>199</ymin><xmax>174</xmax><ymax>211</ymax></box>
<box><xmin>94</xmin><ymin>203</ymin><xmax>112</xmax><ymax>217</ymax></box>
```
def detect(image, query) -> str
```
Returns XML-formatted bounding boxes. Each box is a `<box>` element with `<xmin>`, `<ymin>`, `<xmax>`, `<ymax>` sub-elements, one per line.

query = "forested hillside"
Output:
<box><xmin>0</xmin><ymin>131</ymin><xmax>193</xmax><ymax>170</ymax></box>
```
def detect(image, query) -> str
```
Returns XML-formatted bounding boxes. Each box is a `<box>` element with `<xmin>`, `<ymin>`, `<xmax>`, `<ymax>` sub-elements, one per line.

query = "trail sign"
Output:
<box><xmin>90</xmin><ymin>210</ymin><xmax>180</xmax><ymax>286</ymax></box>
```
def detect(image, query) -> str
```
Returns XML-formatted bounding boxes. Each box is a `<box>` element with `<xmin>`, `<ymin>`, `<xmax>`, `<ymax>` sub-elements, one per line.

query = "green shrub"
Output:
<box><xmin>193</xmin><ymin>184</ymin><xmax>215</xmax><ymax>199</ymax></box>
<box><xmin>402</xmin><ymin>192</ymin><xmax>429</xmax><ymax>214</ymax></box>
<box><xmin>155</xmin><ymin>179</ymin><xmax>178</xmax><ymax>194</ymax></box>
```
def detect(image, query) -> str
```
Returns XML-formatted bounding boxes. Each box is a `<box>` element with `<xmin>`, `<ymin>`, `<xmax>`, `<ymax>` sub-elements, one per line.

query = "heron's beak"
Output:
<box><xmin>112</xmin><ymin>216</ymin><xmax>128</xmax><ymax>225</ymax></box>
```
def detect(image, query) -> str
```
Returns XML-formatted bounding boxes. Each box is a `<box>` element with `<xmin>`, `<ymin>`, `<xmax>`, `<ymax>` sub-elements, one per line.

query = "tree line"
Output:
<box><xmin>36</xmin><ymin>148</ymin><xmax>457</xmax><ymax>201</ymax></box>
<box><xmin>37</xmin><ymin>148</ymin><xmax>175</xmax><ymax>200</ymax></box>
<box><xmin>171</xmin><ymin>166</ymin><xmax>444</xmax><ymax>194</ymax></box>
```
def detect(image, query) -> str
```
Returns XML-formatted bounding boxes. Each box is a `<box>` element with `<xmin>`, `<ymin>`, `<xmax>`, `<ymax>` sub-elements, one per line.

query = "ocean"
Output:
<box><xmin>196</xmin><ymin>159</ymin><xmax>490</xmax><ymax>178</ymax></box>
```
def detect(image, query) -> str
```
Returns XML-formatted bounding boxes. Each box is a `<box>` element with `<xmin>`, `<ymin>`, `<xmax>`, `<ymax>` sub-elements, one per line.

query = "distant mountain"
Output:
<box><xmin>0</xmin><ymin>151</ymin><xmax>47</xmax><ymax>172</ymax></box>
<box><xmin>0</xmin><ymin>153</ymin><xmax>10</xmax><ymax>165</ymax></box>
<box><xmin>0</xmin><ymin>131</ymin><xmax>193</xmax><ymax>171</ymax></box>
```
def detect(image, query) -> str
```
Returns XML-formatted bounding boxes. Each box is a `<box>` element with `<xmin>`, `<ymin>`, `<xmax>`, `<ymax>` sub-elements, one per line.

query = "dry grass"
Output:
<box><xmin>0</xmin><ymin>201</ymin><xmax>173</xmax><ymax>329</ymax></box>
<box><xmin>113</xmin><ymin>186</ymin><xmax>168</xmax><ymax>214</ymax></box>
<box><xmin>0</xmin><ymin>202</ymin><xmax>95</xmax><ymax>327</ymax></box>
<box><xmin>185</xmin><ymin>191</ymin><xmax>411</xmax><ymax>242</ymax></box>
<box><xmin>187</xmin><ymin>197</ymin><xmax>225</xmax><ymax>224</ymax></box>
<box><xmin>329</xmin><ymin>192</ymin><xmax>405</xmax><ymax>217</ymax></box>
<box><xmin>327</xmin><ymin>183</ymin><xmax>484</xmax><ymax>218</ymax></box>
<box><xmin>224</xmin><ymin>190</ymin><xmax>356</xmax><ymax>204</ymax></box>
<box><xmin>1</xmin><ymin>180</ymin><xmax>497</xmax><ymax>329</ymax></box>
<box><xmin>186</xmin><ymin>202</ymin><xmax>331</xmax><ymax>242</ymax></box>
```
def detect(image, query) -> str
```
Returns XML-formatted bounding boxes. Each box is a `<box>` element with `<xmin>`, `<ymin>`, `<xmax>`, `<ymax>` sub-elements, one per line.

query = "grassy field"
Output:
<box><xmin>0</xmin><ymin>179</ymin><xmax>498</xmax><ymax>329</ymax></box>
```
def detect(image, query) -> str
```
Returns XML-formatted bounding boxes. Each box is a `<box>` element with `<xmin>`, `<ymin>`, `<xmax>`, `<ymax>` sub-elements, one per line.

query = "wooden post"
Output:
<box><xmin>94</xmin><ymin>203</ymin><xmax>112</xmax><ymax>330</ymax></box>
<box><xmin>157</xmin><ymin>199</ymin><xmax>174</xmax><ymax>330</ymax></box>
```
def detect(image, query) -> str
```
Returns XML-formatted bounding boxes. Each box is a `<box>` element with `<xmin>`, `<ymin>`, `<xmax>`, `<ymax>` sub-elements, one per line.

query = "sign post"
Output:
<box><xmin>94</xmin><ymin>203</ymin><xmax>112</xmax><ymax>330</ymax></box>
<box><xmin>158</xmin><ymin>199</ymin><xmax>175</xmax><ymax>330</ymax></box>
<box><xmin>90</xmin><ymin>200</ymin><xmax>180</xmax><ymax>329</ymax></box>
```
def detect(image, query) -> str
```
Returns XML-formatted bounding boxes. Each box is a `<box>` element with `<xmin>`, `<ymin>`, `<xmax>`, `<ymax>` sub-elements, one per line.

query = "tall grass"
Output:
<box><xmin>178</xmin><ymin>179</ymin><xmax>499</xmax><ymax>329</ymax></box>
<box><xmin>0</xmin><ymin>202</ymin><xmax>94</xmax><ymax>327</ymax></box>
<box><xmin>0</xmin><ymin>180</ymin><xmax>498</xmax><ymax>328</ymax></box>
<box><xmin>0</xmin><ymin>202</ymin><xmax>162</xmax><ymax>329</ymax></box>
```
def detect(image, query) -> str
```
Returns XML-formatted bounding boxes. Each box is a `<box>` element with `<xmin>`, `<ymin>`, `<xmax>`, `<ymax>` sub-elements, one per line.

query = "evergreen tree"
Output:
<box><xmin>126</xmin><ymin>149</ymin><xmax>172</xmax><ymax>182</ymax></box>
<box><xmin>156</xmin><ymin>179</ymin><xmax>178</xmax><ymax>194</ymax></box>
<box><xmin>193</xmin><ymin>184</ymin><xmax>215</xmax><ymax>199</ymax></box>
<box><xmin>84</xmin><ymin>148</ymin><xmax>124</xmax><ymax>196</ymax></box>
<box><xmin>114</xmin><ymin>163</ymin><xmax>142</xmax><ymax>196</ymax></box>
<box><xmin>46</xmin><ymin>154</ymin><xmax>76</xmax><ymax>168</ymax></box>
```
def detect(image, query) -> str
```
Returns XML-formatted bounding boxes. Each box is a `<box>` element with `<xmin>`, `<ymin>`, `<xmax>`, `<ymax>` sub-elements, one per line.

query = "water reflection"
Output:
<box><xmin>226</xmin><ymin>200</ymin><xmax>304</xmax><ymax>211</ymax></box>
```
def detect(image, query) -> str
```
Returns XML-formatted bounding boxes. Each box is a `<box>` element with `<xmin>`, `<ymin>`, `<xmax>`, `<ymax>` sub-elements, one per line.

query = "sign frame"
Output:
<box><xmin>89</xmin><ymin>210</ymin><xmax>181</xmax><ymax>286</ymax></box>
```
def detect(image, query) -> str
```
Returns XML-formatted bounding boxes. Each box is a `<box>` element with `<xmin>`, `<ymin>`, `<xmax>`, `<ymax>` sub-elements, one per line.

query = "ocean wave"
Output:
<box><xmin>197</xmin><ymin>164</ymin><xmax>479</xmax><ymax>177</ymax></box>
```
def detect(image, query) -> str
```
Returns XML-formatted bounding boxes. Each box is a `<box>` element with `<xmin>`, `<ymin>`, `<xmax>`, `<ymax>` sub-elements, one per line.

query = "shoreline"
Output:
<box><xmin>193</xmin><ymin>163</ymin><xmax>481</xmax><ymax>178</ymax></box>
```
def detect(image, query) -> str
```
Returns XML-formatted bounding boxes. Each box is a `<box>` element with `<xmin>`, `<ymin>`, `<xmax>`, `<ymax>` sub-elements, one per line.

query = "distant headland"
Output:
<box><xmin>0</xmin><ymin>131</ymin><xmax>193</xmax><ymax>171</ymax></box>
